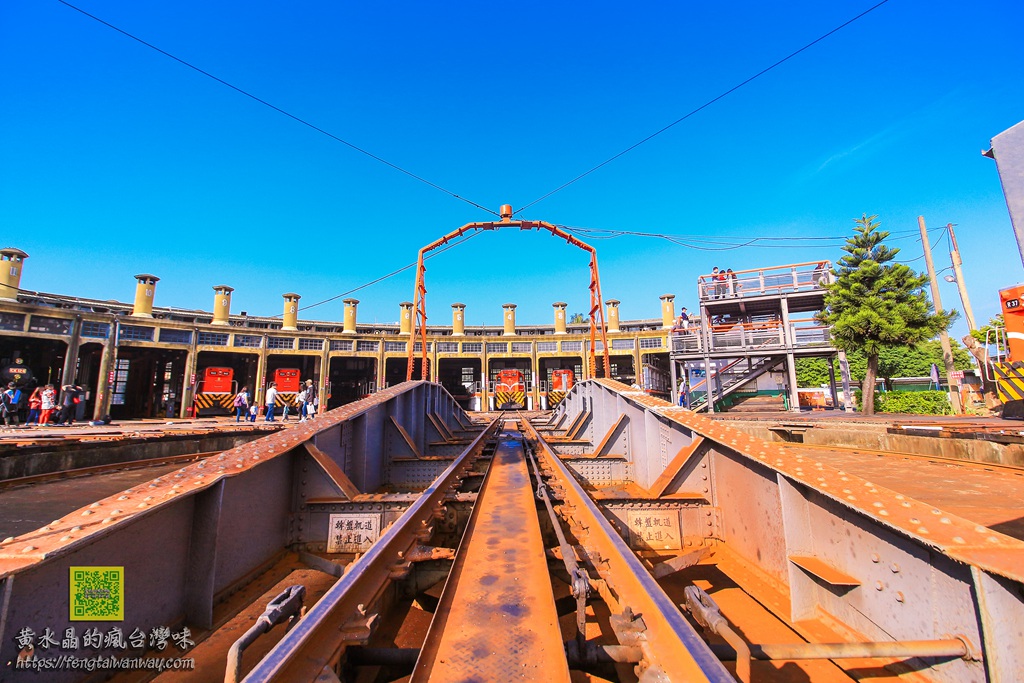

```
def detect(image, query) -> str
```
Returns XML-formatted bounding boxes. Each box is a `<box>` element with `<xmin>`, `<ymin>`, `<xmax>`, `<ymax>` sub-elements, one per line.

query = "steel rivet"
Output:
<box><xmin>917</xmin><ymin>526</ymin><xmax>929</xmax><ymax>534</ymax></box>
<box><xmin>895</xmin><ymin>592</ymin><xmax>905</xmax><ymax>603</ymax></box>
<box><xmin>22</xmin><ymin>546</ymin><xmax>36</xmax><ymax>553</ymax></box>
<box><xmin>81</xmin><ymin>510</ymin><xmax>93</xmax><ymax>516</ymax></box>
<box><xmin>871</xmin><ymin>553</ymin><xmax>880</xmax><ymax>563</ymax></box>
<box><xmin>875</xmin><ymin>581</ymin><xmax>884</xmax><ymax>591</ymax></box>
<box><xmin>890</xmin><ymin>563</ymin><xmax>900</xmax><ymax>573</ymax></box>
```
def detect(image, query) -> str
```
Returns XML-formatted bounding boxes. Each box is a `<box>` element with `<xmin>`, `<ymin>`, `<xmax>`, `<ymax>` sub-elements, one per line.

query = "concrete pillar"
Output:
<box><xmin>786</xmin><ymin>352</ymin><xmax>801</xmax><ymax>413</ymax></box>
<box><xmin>606</xmin><ymin>299</ymin><xmax>621</xmax><ymax>333</ymax></box>
<box><xmin>61</xmin><ymin>316</ymin><xmax>82</xmax><ymax>387</ymax></box>
<box><xmin>282</xmin><ymin>293</ymin><xmax>300</xmax><ymax>332</ymax></box>
<box><xmin>0</xmin><ymin>248</ymin><xmax>28</xmax><ymax>301</ymax></box>
<box><xmin>400</xmin><ymin>302</ymin><xmax>413</xmax><ymax>336</ymax></box>
<box><xmin>553</xmin><ymin>302</ymin><xmax>568</xmax><ymax>335</ymax></box>
<box><xmin>659</xmin><ymin>294</ymin><xmax>675</xmax><ymax>330</ymax></box>
<box><xmin>343</xmin><ymin>298</ymin><xmax>359</xmax><ymax>334</ymax></box>
<box><xmin>502</xmin><ymin>303</ymin><xmax>517</xmax><ymax>336</ymax></box>
<box><xmin>452</xmin><ymin>303</ymin><xmax>466</xmax><ymax>336</ymax></box>
<box><xmin>132</xmin><ymin>274</ymin><xmax>159</xmax><ymax>318</ymax></box>
<box><xmin>94</xmin><ymin>322</ymin><xmax>117</xmax><ymax>420</ymax></box>
<box><xmin>211</xmin><ymin>285</ymin><xmax>233</xmax><ymax>326</ymax></box>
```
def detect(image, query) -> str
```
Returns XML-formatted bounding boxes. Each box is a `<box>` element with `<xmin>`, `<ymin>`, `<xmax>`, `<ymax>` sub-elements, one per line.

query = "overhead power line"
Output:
<box><xmin>515</xmin><ymin>0</ymin><xmax>893</xmax><ymax>215</ymax></box>
<box><xmin>56</xmin><ymin>0</ymin><xmax>499</xmax><ymax>217</ymax></box>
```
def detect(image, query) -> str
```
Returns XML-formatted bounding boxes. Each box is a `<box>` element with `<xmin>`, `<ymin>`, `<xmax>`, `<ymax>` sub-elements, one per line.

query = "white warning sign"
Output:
<box><xmin>626</xmin><ymin>509</ymin><xmax>682</xmax><ymax>551</ymax></box>
<box><xmin>327</xmin><ymin>513</ymin><xmax>381</xmax><ymax>553</ymax></box>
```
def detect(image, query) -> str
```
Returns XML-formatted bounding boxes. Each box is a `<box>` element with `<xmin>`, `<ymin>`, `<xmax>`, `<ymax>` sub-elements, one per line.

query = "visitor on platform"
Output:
<box><xmin>264</xmin><ymin>382</ymin><xmax>279</xmax><ymax>422</ymax></box>
<box><xmin>233</xmin><ymin>386</ymin><xmax>249</xmax><ymax>422</ymax></box>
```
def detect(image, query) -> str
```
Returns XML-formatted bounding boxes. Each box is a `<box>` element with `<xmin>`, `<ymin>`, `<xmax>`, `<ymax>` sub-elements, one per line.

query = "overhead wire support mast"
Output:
<box><xmin>406</xmin><ymin>204</ymin><xmax>611</xmax><ymax>382</ymax></box>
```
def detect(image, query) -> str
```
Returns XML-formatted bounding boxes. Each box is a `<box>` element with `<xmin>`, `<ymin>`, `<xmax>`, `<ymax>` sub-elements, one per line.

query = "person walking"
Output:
<box><xmin>57</xmin><ymin>384</ymin><xmax>77</xmax><ymax>425</ymax></box>
<box><xmin>27</xmin><ymin>386</ymin><xmax>42</xmax><ymax>425</ymax></box>
<box><xmin>295</xmin><ymin>385</ymin><xmax>308</xmax><ymax>421</ymax></box>
<box><xmin>302</xmin><ymin>379</ymin><xmax>318</xmax><ymax>420</ymax></box>
<box><xmin>264</xmin><ymin>382</ymin><xmax>279</xmax><ymax>422</ymax></box>
<box><xmin>40</xmin><ymin>384</ymin><xmax>56</xmax><ymax>425</ymax></box>
<box><xmin>1</xmin><ymin>383</ymin><xmax>18</xmax><ymax>427</ymax></box>
<box><xmin>233</xmin><ymin>386</ymin><xmax>249</xmax><ymax>422</ymax></box>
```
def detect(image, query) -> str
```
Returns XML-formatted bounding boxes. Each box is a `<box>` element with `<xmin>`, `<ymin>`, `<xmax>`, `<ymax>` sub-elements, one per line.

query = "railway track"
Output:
<box><xmin>241</xmin><ymin>416</ymin><xmax>734</xmax><ymax>682</ymax></box>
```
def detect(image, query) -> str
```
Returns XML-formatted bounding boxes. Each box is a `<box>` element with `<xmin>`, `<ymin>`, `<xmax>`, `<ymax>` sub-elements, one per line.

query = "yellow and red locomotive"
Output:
<box><xmin>547</xmin><ymin>369</ymin><xmax>575</xmax><ymax>407</ymax></box>
<box><xmin>494</xmin><ymin>369</ymin><xmax>526</xmax><ymax>410</ymax></box>
<box><xmin>194</xmin><ymin>366</ymin><xmax>235</xmax><ymax>415</ymax></box>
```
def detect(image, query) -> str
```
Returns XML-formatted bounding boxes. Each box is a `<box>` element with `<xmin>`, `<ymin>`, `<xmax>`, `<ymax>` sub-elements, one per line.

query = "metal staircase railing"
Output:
<box><xmin>687</xmin><ymin>355</ymin><xmax>778</xmax><ymax>412</ymax></box>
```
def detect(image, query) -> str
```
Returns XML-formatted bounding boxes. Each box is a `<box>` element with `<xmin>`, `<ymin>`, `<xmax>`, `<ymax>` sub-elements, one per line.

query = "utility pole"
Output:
<box><xmin>946</xmin><ymin>223</ymin><xmax>977</xmax><ymax>331</ymax></box>
<box><xmin>919</xmin><ymin>216</ymin><xmax>963</xmax><ymax>414</ymax></box>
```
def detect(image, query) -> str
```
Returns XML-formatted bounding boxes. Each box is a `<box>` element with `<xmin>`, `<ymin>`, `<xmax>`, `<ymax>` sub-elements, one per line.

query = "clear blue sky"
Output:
<box><xmin>2</xmin><ymin>1</ymin><xmax>1023</xmax><ymax>340</ymax></box>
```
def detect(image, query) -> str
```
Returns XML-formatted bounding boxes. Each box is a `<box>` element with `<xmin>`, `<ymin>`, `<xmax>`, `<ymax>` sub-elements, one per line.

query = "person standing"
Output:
<box><xmin>40</xmin><ymin>384</ymin><xmax>56</xmax><ymax>425</ymax></box>
<box><xmin>264</xmin><ymin>382</ymin><xmax>278</xmax><ymax>422</ymax></box>
<box><xmin>233</xmin><ymin>386</ymin><xmax>249</xmax><ymax>423</ymax></box>
<box><xmin>1</xmin><ymin>383</ymin><xmax>17</xmax><ymax>427</ymax></box>
<box><xmin>57</xmin><ymin>385</ymin><xmax>76</xmax><ymax>425</ymax></box>
<box><xmin>26</xmin><ymin>386</ymin><xmax>42</xmax><ymax>425</ymax></box>
<box><xmin>303</xmin><ymin>379</ymin><xmax>318</xmax><ymax>420</ymax></box>
<box><xmin>295</xmin><ymin>385</ymin><xmax>308</xmax><ymax>421</ymax></box>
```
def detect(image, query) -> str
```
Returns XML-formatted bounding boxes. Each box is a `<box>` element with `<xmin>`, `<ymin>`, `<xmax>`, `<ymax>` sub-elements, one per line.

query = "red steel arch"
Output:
<box><xmin>406</xmin><ymin>206</ymin><xmax>611</xmax><ymax>382</ymax></box>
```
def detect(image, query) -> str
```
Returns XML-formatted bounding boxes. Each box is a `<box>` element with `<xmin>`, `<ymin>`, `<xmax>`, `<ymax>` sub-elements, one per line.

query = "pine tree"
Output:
<box><xmin>817</xmin><ymin>214</ymin><xmax>955</xmax><ymax>415</ymax></box>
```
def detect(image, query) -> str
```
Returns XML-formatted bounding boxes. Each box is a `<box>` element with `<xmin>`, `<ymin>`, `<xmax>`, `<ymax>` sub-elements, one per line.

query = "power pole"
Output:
<box><xmin>947</xmin><ymin>223</ymin><xmax>977</xmax><ymax>331</ymax></box>
<box><xmin>919</xmin><ymin>216</ymin><xmax>963</xmax><ymax>414</ymax></box>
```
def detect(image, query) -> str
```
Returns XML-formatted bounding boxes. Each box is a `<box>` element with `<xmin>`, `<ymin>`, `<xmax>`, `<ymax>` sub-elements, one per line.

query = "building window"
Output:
<box><xmin>462</xmin><ymin>342</ymin><xmax>482</xmax><ymax>353</ymax></box>
<box><xmin>298</xmin><ymin>338</ymin><xmax>323</xmax><ymax>351</ymax></box>
<box><xmin>536</xmin><ymin>341</ymin><xmax>557</xmax><ymax>352</ymax></box>
<box><xmin>639</xmin><ymin>337</ymin><xmax>664</xmax><ymax>349</ymax></box>
<box><xmin>30</xmin><ymin>316</ymin><xmax>73</xmax><ymax>335</ymax></box>
<box><xmin>80</xmin><ymin>321</ymin><xmax>110</xmax><ymax>338</ymax></box>
<box><xmin>267</xmin><ymin>336</ymin><xmax>294</xmax><ymax>350</ymax></box>
<box><xmin>385</xmin><ymin>341</ymin><xmax>407</xmax><ymax>353</ymax></box>
<box><xmin>234</xmin><ymin>335</ymin><xmax>262</xmax><ymax>348</ymax></box>
<box><xmin>511</xmin><ymin>342</ymin><xmax>532</xmax><ymax>353</ymax></box>
<box><xmin>197</xmin><ymin>332</ymin><xmax>229</xmax><ymax>346</ymax></box>
<box><xmin>413</xmin><ymin>342</ymin><xmax>431</xmax><ymax>352</ymax></box>
<box><xmin>120</xmin><ymin>325</ymin><xmax>155</xmax><ymax>342</ymax></box>
<box><xmin>331</xmin><ymin>339</ymin><xmax>354</xmax><ymax>351</ymax></box>
<box><xmin>486</xmin><ymin>342</ymin><xmax>508</xmax><ymax>354</ymax></box>
<box><xmin>356</xmin><ymin>340</ymin><xmax>379</xmax><ymax>352</ymax></box>
<box><xmin>159</xmin><ymin>328</ymin><xmax>193</xmax><ymax>344</ymax></box>
<box><xmin>436</xmin><ymin>342</ymin><xmax>459</xmax><ymax>353</ymax></box>
<box><xmin>611</xmin><ymin>338</ymin><xmax>635</xmax><ymax>350</ymax></box>
<box><xmin>560</xmin><ymin>341</ymin><xmax>582</xmax><ymax>352</ymax></box>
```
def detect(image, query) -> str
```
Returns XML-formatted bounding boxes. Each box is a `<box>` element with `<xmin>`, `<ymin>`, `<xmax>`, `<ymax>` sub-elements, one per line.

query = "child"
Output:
<box><xmin>248</xmin><ymin>404</ymin><xmax>258</xmax><ymax>422</ymax></box>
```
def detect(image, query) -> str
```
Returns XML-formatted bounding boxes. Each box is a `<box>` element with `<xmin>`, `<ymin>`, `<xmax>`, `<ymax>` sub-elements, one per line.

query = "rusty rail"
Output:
<box><xmin>520</xmin><ymin>419</ymin><xmax>734</xmax><ymax>682</ymax></box>
<box><xmin>242</xmin><ymin>417</ymin><xmax>501</xmax><ymax>682</ymax></box>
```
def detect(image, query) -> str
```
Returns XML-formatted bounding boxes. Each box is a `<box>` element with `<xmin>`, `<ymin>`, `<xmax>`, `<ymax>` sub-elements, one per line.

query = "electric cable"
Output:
<box><xmin>514</xmin><ymin>0</ymin><xmax>893</xmax><ymax>215</ymax></box>
<box><xmin>55</xmin><ymin>0</ymin><xmax>499</xmax><ymax>217</ymax></box>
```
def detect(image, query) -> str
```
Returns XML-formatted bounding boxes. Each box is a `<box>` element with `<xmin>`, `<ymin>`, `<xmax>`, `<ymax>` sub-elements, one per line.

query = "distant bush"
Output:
<box><xmin>855</xmin><ymin>390</ymin><xmax>952</xmax><ymax>415</ymax></box>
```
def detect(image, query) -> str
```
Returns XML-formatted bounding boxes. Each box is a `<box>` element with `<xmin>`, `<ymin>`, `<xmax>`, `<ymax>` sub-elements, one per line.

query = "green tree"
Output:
<box><xmin>817</xmin><ymin>215</ymin><xmax>956</xmax><ymax>415</ymax></box>
<box><xmin>796</xmin><ymin>341</ymin><xmax>971</xmax><ymax>389</ymax></box>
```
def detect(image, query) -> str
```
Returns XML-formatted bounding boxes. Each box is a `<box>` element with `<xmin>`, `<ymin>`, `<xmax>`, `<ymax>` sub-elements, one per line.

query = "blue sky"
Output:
<box><xmin>2</xmin><ymin>0</ymin><xmax>1023</xmax><ymax>340</ymax></box>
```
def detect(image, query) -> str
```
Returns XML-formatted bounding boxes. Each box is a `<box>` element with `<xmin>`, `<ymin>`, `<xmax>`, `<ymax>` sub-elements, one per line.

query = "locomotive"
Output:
<box><xmin>194</xmin><ymin>366</ymin><xmax>303</xmax><ymax>416</ymax></box>
<box><xmin>547</xmin><ymin>368</ymin><xmax>575</xmax><ymax>407</ymax></box>
<box><xmin>494</xmin><ymin>369</ymin><xmax>526</xmax><ymax>410</ymax></box>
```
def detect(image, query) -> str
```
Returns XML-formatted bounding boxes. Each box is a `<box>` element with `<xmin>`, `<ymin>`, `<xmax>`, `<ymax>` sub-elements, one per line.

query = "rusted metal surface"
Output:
<box><xmin>521</xmin><ymin>418</ymin><xmax>734</xmax><ymax>682</ymax></box>
<box><xmin>242</xmin><ymin>416</ymin><xmax>500</xmax><ymax>681</ymax></box>
<box><xmin>0</xmin><ymin>450</ymin><xmax>216</xmax><ymax>491</ymax></box>
<box><xmin>553</xmin><ymin>379</ymin><xmax>1023</xmax><ymax>681</ymax></box>
<box><xmin>411</xmin><ymin>423</ymin><xmax>570</xmax><ymax>682</ymax></box>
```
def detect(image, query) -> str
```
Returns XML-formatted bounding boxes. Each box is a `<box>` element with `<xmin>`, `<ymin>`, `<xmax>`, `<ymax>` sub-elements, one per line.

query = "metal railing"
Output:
<box><xmin>697</xmin><ymin>261</ymin><xmax>832</xmax><ymax>302</ymax></box>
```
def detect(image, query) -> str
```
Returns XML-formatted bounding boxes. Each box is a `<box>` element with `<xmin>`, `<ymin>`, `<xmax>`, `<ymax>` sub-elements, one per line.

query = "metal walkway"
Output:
<box><xmin>411</xmin><ymin>423</ymin><xmax>571</xmax><ymax>682</ymax></box>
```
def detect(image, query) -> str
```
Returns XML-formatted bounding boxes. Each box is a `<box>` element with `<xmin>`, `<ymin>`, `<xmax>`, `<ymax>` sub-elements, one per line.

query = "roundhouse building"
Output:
<box><xmin>0</xmin><ymin>260</ymin><xmax>674</xmax><ymax>420</ymax></box>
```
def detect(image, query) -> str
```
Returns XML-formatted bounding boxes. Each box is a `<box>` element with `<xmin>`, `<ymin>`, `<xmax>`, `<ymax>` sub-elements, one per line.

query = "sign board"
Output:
<box><xmin>950</xmin><ymin>370</ymin><xmax>964</xmax><ymax>379</ymax></box>
<box><xmin>626</xmin><ymin>509</ymin><xmax>682</xmax><ymax>551</ymax></box>
<box><xmin>327</xmin><ymin>513</ymin><xmax>381</xmax><ymax>553</ymax></box>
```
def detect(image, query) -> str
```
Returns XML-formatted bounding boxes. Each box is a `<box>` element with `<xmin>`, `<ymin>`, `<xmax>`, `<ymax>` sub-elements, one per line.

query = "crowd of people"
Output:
<box><xmin>232</xmin><ymin>379</ymin><xmax>320</xmax><ymax>423</ymax></box>
<box><xmin>1</xmin><ymin>382</ymin><xmax>89</xmax><ymax>427</ymax></box>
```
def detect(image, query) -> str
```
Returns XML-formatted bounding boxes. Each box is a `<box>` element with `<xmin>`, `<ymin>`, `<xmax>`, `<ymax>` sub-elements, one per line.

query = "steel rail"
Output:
<box><xmin>520</xmin><ymin>419</ymin><xmax>734</xmax><ymax>683</ymax></box>
<box><xmin>0</xmin><ymin>451</ymin><xmax>218</xmax><ymax>490</ymax></box>
<box><xmin>242</xmin><ymin>418</ymin><xmax>501</xmax><ymax>682</ymax></box>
